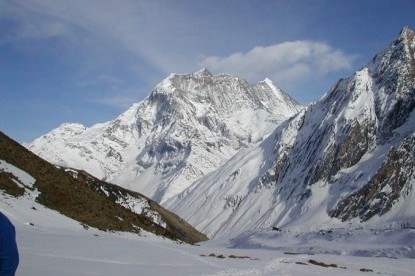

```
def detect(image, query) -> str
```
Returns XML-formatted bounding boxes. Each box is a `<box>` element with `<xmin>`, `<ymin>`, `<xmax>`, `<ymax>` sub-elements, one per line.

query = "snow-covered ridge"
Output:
<box><xmin>165</xmin><ymin>27</ymin><xmax>415</xmax><ymax>238</ymax></box>
<box><xmin>28</xmin><ymin>69</ymin><xmax>302</xmax><ymax>204</ymax></box>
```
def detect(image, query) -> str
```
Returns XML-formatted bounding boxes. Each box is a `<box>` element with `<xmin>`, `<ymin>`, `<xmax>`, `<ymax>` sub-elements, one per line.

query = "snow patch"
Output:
<box><xmin>0</xmin><ymin>159</ymin><xmax>36</xmax><ymax>188</ymax></box>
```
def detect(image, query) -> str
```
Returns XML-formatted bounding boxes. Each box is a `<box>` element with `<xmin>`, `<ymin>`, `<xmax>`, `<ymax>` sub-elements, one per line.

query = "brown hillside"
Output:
<box><xmin>0</xmin><ymin>131</ymin><xmax>207</xmax><ymax>244</ymax></box>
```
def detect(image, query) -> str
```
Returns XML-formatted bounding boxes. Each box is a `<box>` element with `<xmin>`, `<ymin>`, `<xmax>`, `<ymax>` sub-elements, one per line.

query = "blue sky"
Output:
<box><xmin>1</xmin><ymin>0</ymin><xmax>414</xmax><ymax>143</ymax></box>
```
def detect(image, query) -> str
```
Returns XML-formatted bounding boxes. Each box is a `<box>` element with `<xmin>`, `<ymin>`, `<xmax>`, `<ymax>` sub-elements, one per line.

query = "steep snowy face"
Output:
<box><xmin>362</xmin><ymin>27</ymin><xmax>415</xmax><ymax>139</ymax></box>
<box><xmin>268</xmin><ymin>27</ymin><xmax>415</xmax><ymax>221</ymax></box>
<box><xmin>166</xmin><ymin>27</ymin><xmax>415</xmax><ymax>238</ymax></box>
<box><xmin>263</xmin><ymin>26</ymin><xmax>415</xmax><ymax>213</ymax></box>
<box><xmin>28</xmin><ymin>69</ymin><xmax>302</xmax><ymax>203</ymax></box>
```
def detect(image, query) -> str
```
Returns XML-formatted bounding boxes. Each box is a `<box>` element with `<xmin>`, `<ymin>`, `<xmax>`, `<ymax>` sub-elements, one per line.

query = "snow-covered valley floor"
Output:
<box><xmin>1</xmin><ymin>192</ymin><xmax>414</xmax><ymax>276</ymax></box>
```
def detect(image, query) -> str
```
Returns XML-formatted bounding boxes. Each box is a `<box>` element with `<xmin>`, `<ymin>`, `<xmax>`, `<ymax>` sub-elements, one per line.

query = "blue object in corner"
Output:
<box><xmin>0</xmin><ymin>212</ymin><xmax>19</xmax><ymax>276</ymax></box>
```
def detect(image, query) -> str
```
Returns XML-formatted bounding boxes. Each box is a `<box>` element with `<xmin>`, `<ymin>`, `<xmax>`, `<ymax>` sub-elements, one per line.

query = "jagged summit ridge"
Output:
<box><xmin>151</xmin><ymin>68</ymin><xmax>300</xmax><ymax>117</ymax></box>
<box><xmin>193</xmin><ymin>67</ymin><xmax>212</xmax><ymax>76</ymax></box>
<box><xmin>28</xmin><ymin>69</ymin><xmax>302</xmax><ymax>204</ymax></box>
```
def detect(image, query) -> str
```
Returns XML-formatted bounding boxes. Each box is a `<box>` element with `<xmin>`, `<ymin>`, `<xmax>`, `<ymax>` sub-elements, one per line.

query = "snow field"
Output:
<box><xmin>2</xmin><ymin>193</ymin><xmax>415</xmax><ymax>276</ymax></box>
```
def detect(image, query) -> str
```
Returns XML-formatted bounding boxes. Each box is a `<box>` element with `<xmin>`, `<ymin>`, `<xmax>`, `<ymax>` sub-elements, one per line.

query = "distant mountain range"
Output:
<box><xmin>26</xmin><ymin>27</ymin><xmax>415</xmax><ymax>239</ymax></box>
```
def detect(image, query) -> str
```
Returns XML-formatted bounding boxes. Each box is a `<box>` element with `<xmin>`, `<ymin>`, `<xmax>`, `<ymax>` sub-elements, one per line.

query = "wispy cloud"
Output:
<box><xmin>1</xmin><ymin>0</ymin><xmax>358</xmax><ymax>106</ymax></box>
<box><xmin>1</xmin><ymin>0</ymin><xmax>186</xmax><ymax>107</ymax></box>
<box><xmin>1</xmin><ymin>0</ymin><xmax>198</xmax><ymax>74</ymax></box>
<box><xmin>0</xmin><ymin>1</ymin><xmax>70</xmax><ymax>44</ymax></box>
<box><xmin>199</xmin><ymin>41</ymin><xmax>357</xmax><ymax>84</ymax></box>
<box><xmin>0</xmin><ymin>21</ymin><xmax>68</xmax><ymax>44</ymax></box>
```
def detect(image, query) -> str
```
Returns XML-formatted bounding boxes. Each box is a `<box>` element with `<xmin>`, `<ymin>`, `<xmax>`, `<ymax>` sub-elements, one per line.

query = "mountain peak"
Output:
<box><xmin>391</xmin><ymin>26</ymin><xmax>415</xmax><ymax>54</ymax></box>
<box><xmin>259</xmin><ymin>78</ymin><xmax>301</xmax><ymax>107</ymax></box>
<box><xmin>154</xmin><ymin>68</ymin><xmax>214</xmax><ymax>94</ymax></box>
<box><xmin>193</xmin><ymin>67</ymin><xmax>212</xmax><ymax>77</ymax></box>
<box><xmin>262</xmin><ymin>77</ymin><xmax>274</xmax><ymax>85</ymax></box>
<box><xmin>399</xmin><ymin>26</ymin><xmax>414</xmax><ymax>39</ymax></box>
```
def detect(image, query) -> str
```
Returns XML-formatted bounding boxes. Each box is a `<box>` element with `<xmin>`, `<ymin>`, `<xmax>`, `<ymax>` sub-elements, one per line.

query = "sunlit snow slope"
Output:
<box><xmin>3</xmin><ymin>192</ymin><xmax>415</xmax><ymax>276</ymax></box>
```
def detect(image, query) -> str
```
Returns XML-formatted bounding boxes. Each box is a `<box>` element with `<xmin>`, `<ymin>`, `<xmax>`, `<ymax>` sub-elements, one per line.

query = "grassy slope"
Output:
<box><xmin>0</xmin><ymin>131</ymin><xmax>207</xmax><ymax>244</ymax></box>
<box><xmin>76</xmin><ymin>169</ymin><xmax>209</xmax><ymax>244</ymax></box>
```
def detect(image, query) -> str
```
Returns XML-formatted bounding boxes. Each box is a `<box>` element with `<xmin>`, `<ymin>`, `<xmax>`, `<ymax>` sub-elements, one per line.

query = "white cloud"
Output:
<box><xmin>2</xmin><ymin>2</ymin><xmax>135</xmax><ymax>62</ymax></box>
<box><xmin>1</xmin><ymin>0</ymin><xmax>199</xmax><ymax>74</ymax></box>
<box><xmin>199</xmin><ymin>41</ymin><xmax>357</xmax><ymax>84</ymax></box>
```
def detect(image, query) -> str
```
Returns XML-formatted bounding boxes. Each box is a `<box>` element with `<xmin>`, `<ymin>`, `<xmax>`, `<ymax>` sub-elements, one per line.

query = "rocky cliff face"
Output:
<box><xmin>166</xmin><ymin>27</ymin><xmax>415</xmax><ymax>238</ymax></box>
<box><xmin>330</xmin><ymin>133</ymin><xmax>415</xmax><ymax>222</ymax></box>
<box><xmin>28</xmin><ymin>69</ymin><xmax>302</xmax><ymax>203</ymax></box>
<box><xmin>257</xmin><ymin>26</ymin><xmax>415</xmax><ymax>220</ymax></box>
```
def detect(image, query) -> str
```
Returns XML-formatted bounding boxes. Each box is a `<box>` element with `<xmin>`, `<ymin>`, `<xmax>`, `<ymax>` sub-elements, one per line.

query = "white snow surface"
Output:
<box><xmin>2</xmin><ymin>191</ymin><xmax>415</xmax><ymax>276</ymax></box>
<box><xmin>28</xmin><ymin>69</ymin><xmax>302</xmax><ymax>204</ymax></box>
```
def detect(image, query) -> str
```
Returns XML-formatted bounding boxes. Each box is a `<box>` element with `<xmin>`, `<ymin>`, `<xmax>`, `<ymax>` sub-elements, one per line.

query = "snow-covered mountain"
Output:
<box><xmin>165</xmin><ymin>27</ymin><xmax>415</xmax><ymax>238</ymax></box>
<box><xmin>28</xmin><ymin>69</ymin><xmax>302</xmax><ymax>203</ymax></box>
